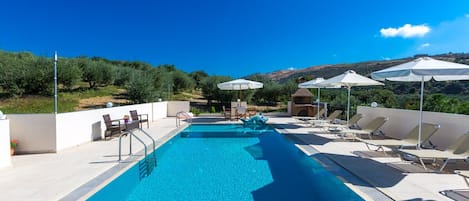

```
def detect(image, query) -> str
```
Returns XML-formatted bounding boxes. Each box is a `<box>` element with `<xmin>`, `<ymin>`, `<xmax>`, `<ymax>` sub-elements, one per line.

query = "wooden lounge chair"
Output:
<box><xmin>359</xmin><ymin>122</ymin><xmax>440</xmax><ymax>155</ymax></box>
<box><xmin>102</xmin><ymin>114</ymin><xmax>126</xmax><ymax>140</ymax></box>
<box><xmin>399</xmin><ymin>133</ymin><xmax>469</xmax><ymax>171</ymax></box>
<box><xmin>341</xmin><ymin>116</ymin><xmax>387</xmax><ymax>139</ymax></box>
<box><xmin>130</xmin><ymin>110</ymin><xmax>149</xmax><ymax>128</ymax></box>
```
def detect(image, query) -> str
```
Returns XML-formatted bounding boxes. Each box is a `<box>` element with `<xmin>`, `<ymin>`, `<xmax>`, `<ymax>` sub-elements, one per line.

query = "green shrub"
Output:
<box><xmin>210</xmin><ymin>106</ymin><xmax>216</xmax><ymax>113</ymax></box>
<box><xmin>190</xmin><ymin>107</ymin><xmax>202</xmax><ymax>116</ymax></box>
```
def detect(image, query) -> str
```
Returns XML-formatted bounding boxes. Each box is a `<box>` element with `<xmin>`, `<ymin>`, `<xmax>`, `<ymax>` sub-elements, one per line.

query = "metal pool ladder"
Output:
<box><xmin>176</xmin><ymin>111</ymin><xmax>192</xmax><ymax>127</ymax></box>
<box><xmin>118</xmin><ymin>127</ymin><xmax>156</xmax><ymax>162</ymax></box>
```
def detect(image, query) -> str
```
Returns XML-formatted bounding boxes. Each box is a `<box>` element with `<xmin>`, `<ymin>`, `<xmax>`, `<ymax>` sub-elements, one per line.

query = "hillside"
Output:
<box><xmin>262</xmin><ymin>53</ymin><xmax>469</xmax><ymax>83</ymax></box>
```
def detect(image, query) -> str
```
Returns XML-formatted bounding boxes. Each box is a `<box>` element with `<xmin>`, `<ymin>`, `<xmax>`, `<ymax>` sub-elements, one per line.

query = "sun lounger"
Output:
<box><xmin>398</xmin><ymin>133</ymin><xmax>469</xmax><ymax>171</ymax></box>
<box><xmin>340</xmin><ymin>116</ymin><xmax>387</xmax><ymax>139</ymax></box>
<box><xmin>346</xmin><ymin>113</ymin><xmax>363</xmax><ymax>129</ymax></box>
<box><xmin>455</xmin><ymin>170</ymin><xmax>469</xmax><ymax>186</ymax></box>
<box><xmin>309</xmin><ymin>110</ymin><xmax>342</xmax><ymax>126</ymax></box>
<box><xmin>324</xmin><ymin>113</ymin><xmax>363</xmax><ymax>131</ymax></box>
<box><xmin>321</xmin><ymin>113</ymin><xmax>362</xmax><ymax>134</ymax></box>
<box><xmin>359</xmin><ymin>123</ymin><xmax>440</xmax><ymax>154</ymax></box>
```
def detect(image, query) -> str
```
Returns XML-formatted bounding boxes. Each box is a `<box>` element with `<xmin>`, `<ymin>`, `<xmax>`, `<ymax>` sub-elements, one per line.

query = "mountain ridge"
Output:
<box><xmin>259</xmin><ymin>53</ymin><xmax>469</xmax><ymax>83</ymax></box>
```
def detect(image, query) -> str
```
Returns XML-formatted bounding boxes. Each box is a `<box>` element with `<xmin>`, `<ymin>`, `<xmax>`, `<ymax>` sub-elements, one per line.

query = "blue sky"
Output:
<box><xmin>1</xmin><ymin>0</ymin><xmax>469</xmax><ymax>78</ymax></box>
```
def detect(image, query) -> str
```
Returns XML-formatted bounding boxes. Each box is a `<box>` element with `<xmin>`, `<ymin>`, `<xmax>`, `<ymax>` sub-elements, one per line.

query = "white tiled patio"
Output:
<box><xmin>0</xmin><ymin>116</ymin><xmax>467</xmax><ymax>201</ymax></box>
<box><xmin>0</xmin><ymin>118</ymin><xmax>186</xmax><ymax>201</ymax></box>
<box><xmin>269</xmin><ymin>117</ymin><xmax>468</xmax><ymax>201</ymax></box>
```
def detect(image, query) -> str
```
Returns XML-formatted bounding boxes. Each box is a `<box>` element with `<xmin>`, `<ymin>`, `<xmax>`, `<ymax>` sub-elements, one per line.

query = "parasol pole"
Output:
<box><xmin>240</xmin><ymin>85</ymin><xmax>242</xmax><ymax>101</ymax></box>
<box><xmin>347</xmin><ymin>86</ymin><xmax>351</xmax><ymax>125</ymax></box>
<box><xmin>317</xmin><ymin>88</ymin><xmax>321</xmax><ymax>119</ymax></box>
<box><xmin>417</xmin><ymin>76</ymin><xmax>424</xmax><ymax>149</ymax></box>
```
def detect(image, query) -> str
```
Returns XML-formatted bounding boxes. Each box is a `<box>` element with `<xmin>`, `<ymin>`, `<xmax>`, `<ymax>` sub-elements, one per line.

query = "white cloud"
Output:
<box><xmin>465</xmin><ymin>14</ymin><xmax>469</xmax><ymax>18</ymax></box>
<box><xmin>380</xmin><ymin>24</ymin><xmax>430</xmax><ymax>38</ymax></box>
<box><xmin>287</xmin><ymin>67</ymin><xmax>295</xmax><ymax>70</ymax></box>
<box><xmin>381</xmin><ymin>56</ymin><xmax>391</xmax><ymax>61</ymax></box>
<box><xmin>417</xmin><ymin>43</ymin><xmax>431</xmax><ymax>50</ymax></box>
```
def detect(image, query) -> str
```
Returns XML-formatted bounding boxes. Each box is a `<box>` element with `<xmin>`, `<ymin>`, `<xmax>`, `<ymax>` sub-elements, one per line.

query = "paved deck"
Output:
<box><xmin>269</xmin><ymin>117</ymin><xmax>468</xmax><ymax>201</ymax></box>
<box><xmin>0</xmin><ymin>116</ymin><xmax>467</xmax><ymax>201</ymax></box>
<box><xmin>0</xmin><ymin>118</ymin><xmax>186</xmax><ymax>201</ymax></box>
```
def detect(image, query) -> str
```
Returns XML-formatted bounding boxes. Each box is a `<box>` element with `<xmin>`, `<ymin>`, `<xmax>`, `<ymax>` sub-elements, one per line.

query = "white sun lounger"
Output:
<box><xmin>359</xmin><ymin>123</ymin><xmax>440</xmax><ymax>154</ymax></box>
<box><xmin>340</xmin><ymin>116</ymin><xmax>387</xmax><ymax>139</ymax></box>
<box><xmin>455</xmin><ymin>170</ymin><xmax>469</xmax><ymax>186</ymax></box>
<box><xmin>322</xmin><ymin>113</ymin><xmax>363</xmax><ymax>131</ymax></box>
<box><xmin>399</xmin><ymin>133</ymin><xmax>469</xmax><ymax>171</ymax></box>
<box><xmin>309</xmin><ymin>110</ymin><xmax>342</xmax><ymax>126</ymax></box>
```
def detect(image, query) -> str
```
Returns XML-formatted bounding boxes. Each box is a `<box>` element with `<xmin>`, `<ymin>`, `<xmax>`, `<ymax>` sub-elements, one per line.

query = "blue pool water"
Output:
<box><xmin>89</xmin><ymin>124</ymin><xmax>363</xmax><ymax>201</ymax></box>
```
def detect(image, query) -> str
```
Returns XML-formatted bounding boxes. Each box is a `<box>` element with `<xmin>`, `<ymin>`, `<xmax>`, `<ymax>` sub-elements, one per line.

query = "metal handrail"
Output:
<box><xmin>119</xmin><ymin>131</ymin><xmax>147</xmax><ymax>161</ymax></box>
<box><xmin>136</xmin><ymin>128</ymin><xmax>156</xmax><ymax>155</ymax></box>
<box><xmin>176</xmin><ymin>111</ymin><xmax>192</xmax><ymax>127</ymax></box>
<box><xmin>118</xmin><ymin>126</ymin><xmax>158</xmax><ymax>162</ymax></box>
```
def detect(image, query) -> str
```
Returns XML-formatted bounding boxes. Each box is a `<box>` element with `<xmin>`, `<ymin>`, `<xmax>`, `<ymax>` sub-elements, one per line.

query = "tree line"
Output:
<box><xmin>0</xmin><ymin>50</ymin><xmax>467</xmax><ymax>114</ymax></box>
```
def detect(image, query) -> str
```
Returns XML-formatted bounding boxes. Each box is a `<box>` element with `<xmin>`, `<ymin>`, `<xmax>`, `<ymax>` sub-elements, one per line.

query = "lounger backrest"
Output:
<box><xmin>348</xmin><ymin>113</ymin><xmax>363</xmax><ymax>126</ymax></box>
<box><xmin>403</xmin><ymin>123</ymin><xmax>440</xmax><ymax>144</ymax></box>
<box><xmin>326</xmin><ymin>110</ymin><xmax>342</xmax><ymax>121</ymax></box>
<box><xmin>448</xmin><ymin>133</ymin><xmax>469</xmax><ymax>155</ymax></box>
<box><xmin>362</xmin><ymin>116</ymin><xmax>387</xmax><ymax>132</ymax></box>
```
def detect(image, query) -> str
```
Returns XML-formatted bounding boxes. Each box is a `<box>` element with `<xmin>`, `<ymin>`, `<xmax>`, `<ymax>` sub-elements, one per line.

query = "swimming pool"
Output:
<box><xmin>88</xmin><ymin>124</ymin><xmax>363</xmax><ymax>201</ymax></box>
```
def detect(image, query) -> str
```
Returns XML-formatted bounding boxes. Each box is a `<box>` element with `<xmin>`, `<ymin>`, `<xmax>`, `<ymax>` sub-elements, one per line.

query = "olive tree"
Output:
<box><xmin>80</xmin><ymin>60</ymin><xmax>116</xmax><ymax>89</ymax></box>
<box><xmin>58</xmin><ymin>59</ymin><xmax>82</xmax><ymax>90</ymax></box>
<box><xmin>200</xmin><ymin>76</ymin><xmax>233</xmax><ymax>105</ymax></box>
<box><xmin>126</xmin><ymin>72</ymin><xmax>156</xmax><ymax>103</ymax></box>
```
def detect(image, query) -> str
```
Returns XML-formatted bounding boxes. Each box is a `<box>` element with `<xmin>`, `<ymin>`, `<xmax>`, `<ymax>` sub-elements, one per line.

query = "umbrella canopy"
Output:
<box><xmin>321</xmin><ymin>70</ymin><xmax>384</xmax><ymax>124</ymax></box>
<box><xmin>372</xmin><ymin>57</ymin><xmax>469</xmax><ymax>81</ymax></box>
<box><xmin>217</xmin><ymin>79</ymin><xmax>263</xmax><ymax>100</ymax></box>
<box><xmin>298</xmin><ymin>78</ymin><xmax>340</xmax><ymax>119</ymax></box>
<box><xmin>372</xmin><ymin>57</ymin><xmax>469</xmax><ymax>148</ymax></box>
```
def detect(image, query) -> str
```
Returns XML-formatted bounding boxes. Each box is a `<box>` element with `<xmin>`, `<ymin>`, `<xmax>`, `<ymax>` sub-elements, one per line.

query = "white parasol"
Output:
<box><xmin>321</xmin><ymin>70</ymin><xmax>384</xmax><ymax>124</ymax></box>
<box><xmin>372</xmin><ymin>57</ymin><xmax>469</xmax><ymax>148</ymax></box>
<box><xmin>217</xmin><ymin>79</ymin><xmax>263</xmax><ymax>100</ymax></box>
<box><xmin>298</xmin><ymin>78</ymin><xmax>340</xmax><ymax>119</ymax></box>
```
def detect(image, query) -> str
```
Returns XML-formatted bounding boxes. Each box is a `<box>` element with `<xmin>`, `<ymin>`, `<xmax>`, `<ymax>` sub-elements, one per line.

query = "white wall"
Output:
<box><xmin>152</xmin><ymin>102</ymin><xmax>167</xmax><ymax>121</ymax></box>
<box><xmin>7</xmin><ymin>102</ymin><xmax>169</xmax><ymax>153</ymax></box>
<box><xmin>56</xmin><ymin>103</ymin><xmax>162</xmax><ymax>151</ymax></box>
<box><xmin>167</xmin><ymin>101</ymin><xmax>190</xmax><ymax>116</ymax></box>
<box><xmin>8</xmin><ymin>114</ymin><xmax>56</xmax><ymax>154</ymax></box>
<box><xmin>0</xmin><ymin>120</ymin><xmax>11</xmax><ymax>168</ymax></box>
<box><xmin>357</xmin><ymin>106</ymin><xmax>469</xmax><ymax>149</ymax></box>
